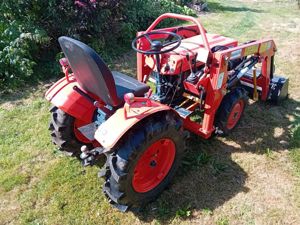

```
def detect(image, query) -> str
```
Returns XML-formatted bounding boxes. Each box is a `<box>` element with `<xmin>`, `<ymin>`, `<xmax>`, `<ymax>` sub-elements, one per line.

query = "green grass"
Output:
<box><xmin>1</xmin><ymin>0</ymin><xmax>300</xmax><ymax>224</ymax></box>
<box><xmin>217</xmin><ymin>217</ymin><xmax>229</xmax><ymax>225</ymax></box>
<box><xmin>175</xmin><ymin>205</ymin><xmax>192</xmax><ymax>218</ymax></box>
<box><xmin>290</xmin><ymin>111</ymin><xmax>300</xmax><ymax>176</ymax></box>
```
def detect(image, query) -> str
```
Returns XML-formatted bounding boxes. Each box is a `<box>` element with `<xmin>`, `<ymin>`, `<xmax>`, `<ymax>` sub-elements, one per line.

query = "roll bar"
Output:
<box><xmin>145</xmin><ymin>13</ymin><xmax>211</xmax><ymax>53</ymax></box>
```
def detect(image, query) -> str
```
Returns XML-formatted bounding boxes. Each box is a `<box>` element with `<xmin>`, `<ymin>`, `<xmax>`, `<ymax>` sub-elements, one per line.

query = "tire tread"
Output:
<box><xmin>48</xmin><ymin>106</ymin><xmax>89</xmax><ymax>156</ymax></box>
<box><xmin>101</xmin><ymin>112</ymin><xmax>185</xmax><ymax>210</ymax></box>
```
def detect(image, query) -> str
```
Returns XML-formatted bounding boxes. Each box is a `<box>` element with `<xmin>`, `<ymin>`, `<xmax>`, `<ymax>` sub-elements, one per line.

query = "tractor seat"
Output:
<box><xmin>112</xmin><ymin>71</ymin><xmax>149</xmax><ymax>99</ymax></box>
<box><xmin>58</xmin><ymin>36</ymin><xmax>149</xmax><ymax>107</ymax></box>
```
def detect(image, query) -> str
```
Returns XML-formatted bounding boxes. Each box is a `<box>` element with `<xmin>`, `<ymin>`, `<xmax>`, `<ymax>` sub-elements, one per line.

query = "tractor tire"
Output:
<box><xmin>48</xmin><ymin>106</ymin><xmax>92</xmax><ymax>157</ymax></box>
<box><xmin>100</xmin><ymin>112</ymin><xmax>185</xmax><ymax>211</ymax></box>
<box><xmin>215</xmin><ymin>87</ymin><xmax>248</xmax><ymax>136</ymax></box>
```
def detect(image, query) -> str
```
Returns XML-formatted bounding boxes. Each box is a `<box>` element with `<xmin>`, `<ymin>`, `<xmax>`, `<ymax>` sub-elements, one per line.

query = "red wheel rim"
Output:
<box><xmin>226</xmin><ymin>100</ymin><xmax>245</xmax><ymax>130</ymax></box>
<box><xmin>132</xmin><ymin>138</ymin><xmax>176</xmax><ymax>193</ymax></box>
<box><xmin>73</xmin><ymin>119</ymin><xmax>91</xmax><ymax>143</ymax></box>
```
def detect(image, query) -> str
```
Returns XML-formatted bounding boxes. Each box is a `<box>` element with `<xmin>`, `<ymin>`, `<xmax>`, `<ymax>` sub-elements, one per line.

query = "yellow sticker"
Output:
<box><xmin>259</xmin><ymin>42</ymin><xmax>271</xmax><ymax>53</ymax></box>
<box><xmin>244</xmin><ymin>45</ymin><xmax>259</xmax><ymax>56</ymax></box>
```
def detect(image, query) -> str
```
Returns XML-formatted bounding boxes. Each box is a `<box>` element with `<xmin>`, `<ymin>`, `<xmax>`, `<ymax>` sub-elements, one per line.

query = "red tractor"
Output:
<box><xmin>45</xmin><ymin>13</ymin><xmax>288</xmax><ymax>211</ymax></box>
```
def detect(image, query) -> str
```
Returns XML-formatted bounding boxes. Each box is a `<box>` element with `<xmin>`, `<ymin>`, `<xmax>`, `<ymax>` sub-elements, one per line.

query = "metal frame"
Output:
<box><xmin>46</xmin><ymin>13</ymin><xmax>277</xmax><ymax>149</ymax></box>
<box><xmin>135</xmin><ymin>13</ymin><xmax>276</xmax><ymax>139</ymax></box>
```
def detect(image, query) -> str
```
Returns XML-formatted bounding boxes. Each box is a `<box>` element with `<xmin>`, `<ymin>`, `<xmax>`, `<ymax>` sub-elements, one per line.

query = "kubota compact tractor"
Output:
<box><xmin>45</xmin><ymin>13</ymin><xmax>288</xmax><ymax>211</ymax></box>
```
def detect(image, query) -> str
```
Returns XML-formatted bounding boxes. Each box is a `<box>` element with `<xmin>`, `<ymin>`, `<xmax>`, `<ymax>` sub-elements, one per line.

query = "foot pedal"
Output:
<box><xmin>174</xmin><ymin>106</ymin><xmax>193</xmax><ymax>119</ymax></box>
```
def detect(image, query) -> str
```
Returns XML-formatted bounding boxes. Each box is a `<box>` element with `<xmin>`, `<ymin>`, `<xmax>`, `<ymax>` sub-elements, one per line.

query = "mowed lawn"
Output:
<box><xmin>1</xmin><ymin>0</ymin><xmax>300</xmax><ymax>224</ymax></box>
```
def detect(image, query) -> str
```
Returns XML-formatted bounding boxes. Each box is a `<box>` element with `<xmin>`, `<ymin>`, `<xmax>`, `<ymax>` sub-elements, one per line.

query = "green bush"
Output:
<box><xmin>0</xmin><ymin>19</ymin><xmax>49</xmax><ymax>88</ymax></box>
<box><xmin>0</xmin><ymin>0</ymin><xmax>195</xmax><ymax>89</ymax></box>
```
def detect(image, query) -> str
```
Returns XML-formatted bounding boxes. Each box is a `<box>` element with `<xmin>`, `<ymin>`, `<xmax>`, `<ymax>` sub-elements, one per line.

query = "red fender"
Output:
<box><xmin>45</xmin><ymin>76</ymin><xmax>96</xmax><ymax>123</ymax></box>
<box><xmin>94</xmin><ymin>100</ymin><xmax>170</xmax><ymax>150</ymax></box>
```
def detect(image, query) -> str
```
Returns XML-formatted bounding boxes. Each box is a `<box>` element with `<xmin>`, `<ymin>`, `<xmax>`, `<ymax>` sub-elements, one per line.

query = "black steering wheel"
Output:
<box><xmin>132</xmin><ymin>31</ymin><xmax>182</xmax><ymax>55</ymax></box>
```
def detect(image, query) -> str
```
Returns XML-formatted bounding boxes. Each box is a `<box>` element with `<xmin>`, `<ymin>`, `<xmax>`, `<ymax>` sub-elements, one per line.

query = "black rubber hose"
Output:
<box><xmin>227</xmin><ymin>57</ymin><xmax>259</xmax><ymax>89</ymax></box>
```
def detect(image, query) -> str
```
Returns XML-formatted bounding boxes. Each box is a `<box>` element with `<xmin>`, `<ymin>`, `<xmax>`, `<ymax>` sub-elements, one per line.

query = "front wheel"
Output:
<box><xmin>101</xmin><ymin>112</ymin><xmax>184</xmax><ymax>211</ymax></box>
<box><xmin>215</xmin><ymin>87</ymin><xmax>248</xmax><ymax>136</ymax></box>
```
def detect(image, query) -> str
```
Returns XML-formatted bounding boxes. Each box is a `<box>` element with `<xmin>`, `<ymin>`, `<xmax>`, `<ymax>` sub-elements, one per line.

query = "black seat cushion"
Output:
<box><xmin>112</xmin><ymin>71</ymin><xmax>150</xmax><ymax>99</ymax></box>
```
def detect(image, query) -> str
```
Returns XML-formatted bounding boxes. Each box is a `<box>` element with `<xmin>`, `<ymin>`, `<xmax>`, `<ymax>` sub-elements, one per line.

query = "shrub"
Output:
<box><xmin>0</xmin><ymin>19</ymin><xmax>49</xmax><ymax>88</ymax></box>
<box><xmin>0</xmin><ymin>0</ymin><xmax>195</xmax><ymax>89</ymax></box>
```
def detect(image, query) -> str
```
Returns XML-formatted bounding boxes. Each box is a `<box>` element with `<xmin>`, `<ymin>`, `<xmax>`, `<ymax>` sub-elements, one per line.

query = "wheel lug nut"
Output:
<box><xmin>150</xmin><ymin>160</ymin><xmax>157</xmax><ymax>167</ymax></box>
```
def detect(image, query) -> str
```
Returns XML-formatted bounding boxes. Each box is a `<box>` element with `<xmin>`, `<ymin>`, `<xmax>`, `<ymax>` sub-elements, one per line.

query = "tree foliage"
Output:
<box><xmin>0</xmin><ymin>0</ymin><xmax>195</xmax><ymax>89</ymax></box>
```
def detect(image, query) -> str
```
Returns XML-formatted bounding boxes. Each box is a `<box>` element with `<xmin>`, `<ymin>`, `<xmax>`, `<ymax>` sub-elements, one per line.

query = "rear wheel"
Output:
<box><xmin>215</xmin><ymin>87</ymin><xmax>248</xmax><ymax>135</ymax></box>
<box><xmin>48</xmin><ymin>106</ymin><xmax>93</xmax><ymax>157</ymax></box>
<box><xmin>100</xmin><ymin>112</ymin><xmax>184</xmax><ymax>211</ymax></box>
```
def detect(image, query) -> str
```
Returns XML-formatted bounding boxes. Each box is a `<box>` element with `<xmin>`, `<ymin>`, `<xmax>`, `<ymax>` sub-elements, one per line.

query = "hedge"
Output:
<box><xmin>0</xmin><ymin>0</ymin><xmax>195</xmax><ymax>89</ymax></box>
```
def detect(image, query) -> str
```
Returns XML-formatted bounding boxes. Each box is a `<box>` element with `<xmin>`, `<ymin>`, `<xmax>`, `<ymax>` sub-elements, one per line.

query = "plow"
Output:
<box><xmin>45</xmin><ymin>13</ymin><xmax>288</xmax><ymax>211</ymax></box>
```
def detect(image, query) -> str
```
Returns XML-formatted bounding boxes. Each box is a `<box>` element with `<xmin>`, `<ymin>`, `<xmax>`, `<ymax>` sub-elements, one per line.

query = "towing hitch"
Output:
<box><xmin>80</xmin><ymin>145</ymin><xmax>105</xmax><ymax>166</ymax></box>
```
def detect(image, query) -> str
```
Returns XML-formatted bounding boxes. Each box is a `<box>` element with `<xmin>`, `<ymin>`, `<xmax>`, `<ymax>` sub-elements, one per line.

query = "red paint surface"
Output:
<box><xmin>132</xmin><ymin>138</ymin><xmax>176</xmax><ymax>193</ymax></box>
<box><xmin>226</xmin><ymin>99</ymin><xmax>245</xmax><ymax>130</ymax></box>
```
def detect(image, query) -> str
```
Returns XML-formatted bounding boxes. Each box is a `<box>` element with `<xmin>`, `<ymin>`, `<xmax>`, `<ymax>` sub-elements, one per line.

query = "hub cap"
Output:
<box><xmin>132</xmin><ymin>138</ymin><xmax>176</xmax><ymax>193</ymax></box>
<box><xmin>226</xmin><ymin>100</ymin><xmax>245</xmax><ymax>130</ymax></box>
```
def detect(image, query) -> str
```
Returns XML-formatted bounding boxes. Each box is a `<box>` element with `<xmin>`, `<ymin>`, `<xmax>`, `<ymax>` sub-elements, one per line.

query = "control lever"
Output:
<box><xmin>186</xmin><ymin>53</ymin><xmax>205</xmax><ymax>84</ymax></box>
<box><xmin>186</xmin><ymin>53</ymin><xmax>198</xmax><ymax>84</ymax></box>
<box><xmin>186</xmin><ymin>53</ymin><xmax>194</xmax><ymax>75</ymax></box>
<box><xmin>193</xmin><ymin>53</ymin><xmax>198</xmax><ymax>71</ymax></box>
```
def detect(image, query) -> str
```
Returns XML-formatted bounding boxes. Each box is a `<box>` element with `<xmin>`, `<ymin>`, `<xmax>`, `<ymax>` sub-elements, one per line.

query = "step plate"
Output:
<box><xmin>174</xmin><ymin>107</ymin><xmax>193</xmax><ymax>119</ymax></box>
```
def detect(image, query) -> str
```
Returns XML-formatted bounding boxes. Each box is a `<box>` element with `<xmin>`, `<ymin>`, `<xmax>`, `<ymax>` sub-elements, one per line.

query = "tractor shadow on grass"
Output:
<box><xmin>134</xmin><ymin>98</ymin><xmax>300</xmax><ymax>223</ymax></box>
<box><xmin>0</xmin><ymin>78</ymin><xmax>59</xmax><ymax>108</ymax></box>
<box><xmin>208</xmin><ymin>2</ymin><xmax>264</xmax><ymax>13</ymax></box>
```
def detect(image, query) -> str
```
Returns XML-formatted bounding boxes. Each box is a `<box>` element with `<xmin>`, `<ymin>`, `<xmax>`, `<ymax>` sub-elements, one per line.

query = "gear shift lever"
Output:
<box><xmin>186</xmin><ymin>53</ymin><xmax>194</xmax><ymax>75</ymax></box>
<box><xmin>186</xmin><ymin>53</ymin><xmax>198</xmax><ymax>84</ymax></box>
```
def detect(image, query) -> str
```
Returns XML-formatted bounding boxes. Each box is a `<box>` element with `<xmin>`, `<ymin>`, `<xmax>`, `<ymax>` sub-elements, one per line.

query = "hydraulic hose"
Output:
<box><xmin>227</xmin><ymin>56</ymin><xmax>259</xmax><ymax>89</ymax></box>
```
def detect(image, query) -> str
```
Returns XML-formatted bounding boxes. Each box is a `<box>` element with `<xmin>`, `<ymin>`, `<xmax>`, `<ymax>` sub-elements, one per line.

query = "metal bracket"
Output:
<box><xmin>80</xmin><ymin>145</ymin><xmax>105</xmax><ymax>167</ymax></box>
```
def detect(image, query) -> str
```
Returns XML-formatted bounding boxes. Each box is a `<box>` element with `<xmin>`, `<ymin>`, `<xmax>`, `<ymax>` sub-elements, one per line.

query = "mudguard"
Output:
<box><xmin>94</xmin><ymin>100</ymin><xmax>170</xmax><ymax>150</ymax></box>
<box><xmin>45</xmin><ymin>76</ymin><xmax>97</xmax><ymax>123</ymax></box>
